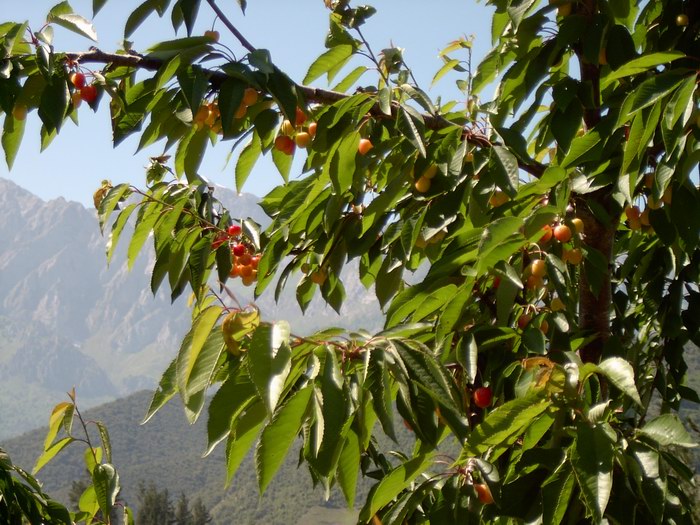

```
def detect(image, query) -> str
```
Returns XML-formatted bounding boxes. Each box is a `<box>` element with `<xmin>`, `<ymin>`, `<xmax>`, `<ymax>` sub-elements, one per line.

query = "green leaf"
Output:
<box><xmin>398</xmin><ymin>105</ymin><xmax>426</xmax><ymax>157</ymax></box>
<box><xmin>358</xmin><ymin>454</ymin><xmax>434</xmax><ymax>522</ymax></box>
<box><xmin>255</xmin><ymin>385</ymin><xmax>313</xmax><ymax>494</ymax></box>
<box><xmin>105</xmin><ymin>203</ymin><xmax>137</xmax><ymax>264</ymax></box>
<box><xmin>457</xmin><ymin>333</ymin><xmax>478</xmax><ymax>385</ymax></box>
<box><xmin>2</xmin><ymin>111</ymin><xmax>25</xmax><ymax>169</ymax></box>
<box><xmin>570</xmin><ymin>423</ymin><xmax>613</xmax><ymax>522</ymax></box>
<box><xmin>33</xmin><ymin>437</ymin><xmax>73</xmax><ymax>474</ymax></box>
<box><xmin>542</xmin><ymin>461</ymin><xmax>575</xmax><ymax>525</ymax></box>
<box><xmin>560</xmin><ymin>129</ymin><xmax>602</xmax><ymax>168</ymax></box>
<box><xmin>38</xmin><ymin>76</ymin><xmax>69</xmax><ymax>133</ymax></box>
<box><xmin>225</xmin><ymin>402</ymin><xmax>266</xmax><ymax>485</ymax></box>
<box><xmin>43</xmin><ymin>401</ymin><xmax>73</xmax><ymax>450</ymax></box>
<box><xmin>125</xmin><ymin>0</ymin><xmax>156</xmax><ymax>38</ymax></box>
<box><xmin>462</xmin><ymin>395</ymin><xmax>550</xmax><ymax>457</ymax></box>
<box><xmin>432</xmin><ymin>58</ymin><xmax>460</xmax><ymax>87</ymax></box>
<box><xmin>337</xmin><ymin>430</ymin><xmax>361</xmax><ymax>507</ymax></box>
<box><xmin>183</xmin><ymin>128</ymin><xmax>208</xmax><ymax>181</ymax></box>
<box><xmin>47</xmin><ymin>12</ymin><xmax>98</xmax><ymax>41</ymax></box>
<box><xmin>236</xmin><ymin>135</ymin><xmax>262</xmax><ymax>192</ymax></box>
<box><xmin>491</xmin><ymin>145</ymin><xmax>519</xmax><ymax>196</ymax></box>
<box><xmin>639</xmin><ymin>414</ymin><xmax>697</xmax><ymax>448</ymax></box>
<box><xmin>142</xmin><ymin>357</ymin><xmax>177</xmax><ymax>424</ymax></box>
<box><xmin>312</xmin><ymin>348</ymin><xmax>349</xmax><ymax>476</ymax></box>
<box><xmin>601</xmin><ymin>52</ymin><xmax>685</xmax><ymax>88</ymax></box>
<box><xmin>475</xmin><ymin>216</ymin><xmax>526</xmax><ymax>277</ymax></box>
<box><xmin>597</xmin><ymin>357</ymin><xmax>642</xmax><ymax>406</ymax></box>
<box><xmin>304</xmin><ymin>44</ymin><xmax>354</xmax><ymax>84</ymax></box>
<box><xmin>626</xmin><ymin>72</ymin><xmax>688</xmax><ymax>117</ymax></box>
<box><xmin>127</xmin><ymin>201</ymin><xmax>163</xmax><ymax>270</ymax></box>
<box><xmin>94</xmin><ymin>421</ymin><xmax>112</xmax><ymax>463</ymax></box>
<box><xmin>93</xmin><ymin>0</ymin><xmax>108</xmax><ymax>15</ymax></box>
<box><xmin>248</xmin><ymin>322</ymin><xmax>292</xmax><ymax>415</ymax></box>
<box><xmin>206</xmin><ymin>372</ymin><xmax>257</xmax><ymax>455</ymax></box>
<box><xmin>366</xmin><ymin>349</ymin><xmax>397</xmax><ymax>441</ymax></box>
<box><xmin>176</xmin><ymin>305</ymin><xmax>223</xmax><ymax>404</ymax></box>
<box><xmin>332</xmin><ymin>65</ymin><xmax>367</xmax><ymax>92</ymax></box>
<box><xmin>92</xmin><ymin>463</ymin><xmax>119</xmax><ymax>519</ymax></box>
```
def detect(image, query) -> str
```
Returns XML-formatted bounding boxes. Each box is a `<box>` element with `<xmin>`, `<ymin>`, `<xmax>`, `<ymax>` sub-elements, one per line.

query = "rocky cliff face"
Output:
<box><xmin>0</xmin><ymin>178</ymin><xmax>383</xmax><ymax>440</ymax></box>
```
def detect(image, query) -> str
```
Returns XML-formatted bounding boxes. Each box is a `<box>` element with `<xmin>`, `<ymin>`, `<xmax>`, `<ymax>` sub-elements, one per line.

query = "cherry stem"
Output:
<box><xmin>204</xmin><ymin>0</ymin><xmax>256</xmax><ymax>54</ymax></box>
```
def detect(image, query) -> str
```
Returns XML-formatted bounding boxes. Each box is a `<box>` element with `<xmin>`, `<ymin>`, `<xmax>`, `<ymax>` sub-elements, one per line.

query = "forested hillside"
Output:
<box><xmin>4</xmin><ymin>390</ymin><xmax>386</xmax><ymax>524</ymax></box>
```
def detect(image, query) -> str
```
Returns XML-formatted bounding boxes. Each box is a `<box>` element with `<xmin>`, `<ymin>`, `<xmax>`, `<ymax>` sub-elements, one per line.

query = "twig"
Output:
<box><xmin>61</xmin><ymin>49</ymin><xmax>546</xmax><ymax>175</ymax></box>
<box><xmin>204</xmin><ymin>0</ymin><xmax>256</xmax><ymax>54</ymax></box>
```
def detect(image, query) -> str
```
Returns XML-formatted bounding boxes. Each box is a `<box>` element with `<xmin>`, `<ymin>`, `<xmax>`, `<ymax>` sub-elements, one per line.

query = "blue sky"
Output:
<box><xmin>1</xmin><ymin>1</ymin><xmax>493</xmax><ymax>206</ymax></box>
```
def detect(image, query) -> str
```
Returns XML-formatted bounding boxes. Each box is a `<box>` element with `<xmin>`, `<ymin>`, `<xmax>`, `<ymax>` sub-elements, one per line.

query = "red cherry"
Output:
<box><xmin>70</xmin><ymin>72</ymin><xmax>86</xmax><ymax>89</ymax></box>
<box><xmin>473</xmin><ymin>387</ymin><xmax>493</xmax><ymax>408</ymax></box>
<box><xmin>211</xmin><ymin>233</ymin><xmax>228</xmax><ymax>250</ymax></box>
<box><xmin>553</xmin><ymin>224</ymin><xmax>572</xmax><ymax>243</ymax></box>
<box><xmin>227</xmin><ymin>224</ymin><xmax>242</xmax><ymax>236</ymax></box>
<box><xmin>295</xmin><ymin>107</ymin><xmax>307</xmax><ymax>126</ymax></box>
<box><xmin>517</xmin><ymin>313</ymin><xmax>532</xmax><ymax>330</ymax></box>
<box><xmin>540</xmin><ymin>225</ymin><xmax>553</xmax><ymax>243</ymax></box>
<box><xmin>232</xmin><ymin>243</ymin><xmax>246</xmax><ymax>257</ymax></box>
<box><xmin>358</xmin><ymin>138</ymin><xmax>373</xmax><ymax>155</ymax></box>
<box><xmin>80</xmin><ymin>84</ymin><xmax>98</xmax><ymax>103</ymax></box>
<box><xmin>274</xmin><ymin>135</ymin><xmax>295</xmax><ymax>155</ymax></box>
<box><xmin>474</xmin><ymin>483</ymin><xmax>494</xmax><ymax>504</ymax></box>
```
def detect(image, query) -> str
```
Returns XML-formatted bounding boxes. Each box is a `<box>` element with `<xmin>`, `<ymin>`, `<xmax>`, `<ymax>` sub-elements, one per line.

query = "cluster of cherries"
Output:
<box><xmin>193</xmin><ymin>88</ymin><xmax>259</xmax><ymax>133</ymax></box>
<box><xmin>212</xmin><ymin>224</ymin><xmax>260</xmax><ymax>287</ymax></box>
<box><xmin>69</xmin><ymin>71</ymin><xmax>97</xmax><ymax>106</ymax></box>
<box><xmin>274</xmin><ymin>108</ymin><xmax>317</xmax><ymax>155</ymax></box>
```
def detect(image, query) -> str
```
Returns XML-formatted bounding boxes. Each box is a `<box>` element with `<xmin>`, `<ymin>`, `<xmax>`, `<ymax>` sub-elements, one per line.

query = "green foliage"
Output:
<box><xmin>1</xmin><ymin>0</ymin><xmax>699</xmax><ymax>523</ymax></box>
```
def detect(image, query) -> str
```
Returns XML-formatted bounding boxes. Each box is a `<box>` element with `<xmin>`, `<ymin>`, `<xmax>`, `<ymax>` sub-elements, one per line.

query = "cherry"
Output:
<box><xmin>204</xmin><ymin>30</ymin><xmax>220</xmax><ymax>42</ymax></box>
<box><xmin>358</xmin><ymin>138</ymin><xmax>373</xmax><ymax>155</ymax></box>
<box><xmin>553</xmin><ymin>224</ymin><xmax>572</xmax><ymax>243</ymax></box>
<box><xmin>211</xmin><ymin>233</ymin><xmax>228</xmax><ymax>250</ymax></box>
<box><xmin>295</xmin><ymin>132</ymin><xmax>311</xmax><ymax>148</ymax></box>
<box><xmin>540</xmin><ymin>225</ymin><xmax>553</xmax><ymax>243</ymax></box>
<box><xmin>80</xmin><ymin>84</ymin><xmax>98</xmax><ymax>103</ymax></box>
<box><xmin>473</xmin><ymin>386</ymin><xmax>493</xmax><ymax>408</ymax></box>
<box><xmin>295</xmin><ymin>107</ymin><xmax>307</xmax><ymax>126</ymax></box>
<box><xmin>422</xmin><ymin>165</ymin><xmax>438</xmax><ymax>180</ymax></box>
<box><xmin>517</xmin><ymin>313</ymin><xmax>531</xmax><ymax>330</ymax></box>
<box><xmin>232</xmin><ymin>243</ymin><xmax>246</xmax><ymax>257</ymax></box>
<box><xmin>414</xmin><ymin>177</ymin><xmax>431</xmax><ymax>193</ymax></box>
<box><xmin>70</xmin><ymin>72</ymin><xmax>86</xmax><ymax>89</ymax></box>
<box><xmin>274</xmin><ymin>135</ymin><xmax>295</xmax><ymax>155</ymax></box>
<box><xmin>280</xmin><ymin>119</ymin><xmax>295</xmax><ymax>136</ymax></box>
<box><xmin>529</xmin><ymin>259</ymin><xmax>546</xmax><ymax>278</ymax></box>
<box><xmin>307</xmin><ymin>122</ymin><xmax>317</xmax><ymax>137</ymax></box>
<box><xmin>474</xmin><ymin>483</ymin><xmax>494</xmax><ymax>504</ymax></box>
<box><xmin>489</xmin><ymin>191</ymin><xmax>509</xmax><ymax>207</ymax></box>
<box><xmin>227</xmin><ymin>224</ymin><xmax>242</xmax><ymax>236</ymax></box>
<box><xmin>571</xmin><ymin>217</ymin><xmax>584</xmax><ymax>234</ymax></box>
<box><xmin>242</xmin><ymin>87</ymin><xmax>258</xmax><ymax>106</ymax></box>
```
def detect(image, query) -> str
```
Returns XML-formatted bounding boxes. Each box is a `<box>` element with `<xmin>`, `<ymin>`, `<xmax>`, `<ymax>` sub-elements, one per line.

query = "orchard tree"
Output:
<box><xmin>1</xmin><ymin>0</ymin><xmax>699</xmax><ymax>523</ymax></box>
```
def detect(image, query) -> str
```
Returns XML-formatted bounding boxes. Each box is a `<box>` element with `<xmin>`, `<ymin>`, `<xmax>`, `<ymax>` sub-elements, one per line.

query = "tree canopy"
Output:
<box><xmin>1</xmin><ymin>0</ymin><xmax>699</xmax><ymax>523</ymax></box>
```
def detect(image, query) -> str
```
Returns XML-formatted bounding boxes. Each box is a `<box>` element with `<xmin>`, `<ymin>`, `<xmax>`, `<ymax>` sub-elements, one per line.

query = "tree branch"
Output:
<box><xmin>63</xmin><ymin>49</ymin><xmax>545</xmax><ymax>176</ymax></box>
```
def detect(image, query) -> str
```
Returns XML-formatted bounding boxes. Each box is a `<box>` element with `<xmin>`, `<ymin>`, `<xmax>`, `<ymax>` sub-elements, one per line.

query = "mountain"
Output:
<box><xmin>0</xmin><ymin>178</ymin><xmax>383</xmax><ymax>440</ymax></box>
<box><xmin>2</xmin><ymin>390</ymin><xmax>368</xmax><ymax>525</ymax></box>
